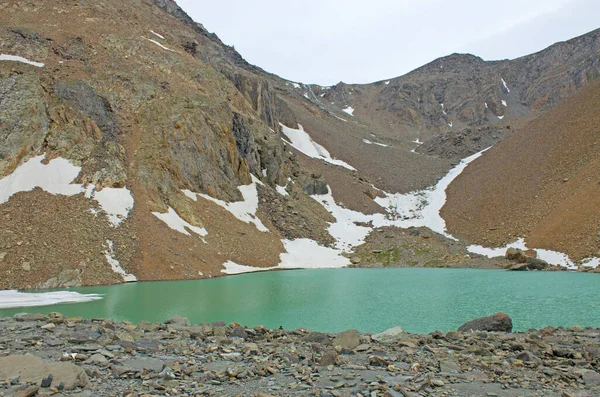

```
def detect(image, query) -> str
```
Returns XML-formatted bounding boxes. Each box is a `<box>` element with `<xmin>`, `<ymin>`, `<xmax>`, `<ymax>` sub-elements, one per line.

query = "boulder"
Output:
<box><xmin>371</xmin><ymin>326</ymin><xmax>406</xmax><ymax>344</ymax></box>
<box><xmin>505</xmin><ymin>248</ymin><xmax>528</xmax><ymax>263</ymax></box>
<box><xmin>0</xmin><ymin>355</ymin><xmax>88</xmax><ymax>390</ymax></box>
<box><xmin>509</xmin><ymin>263</ymin><xmax>529</xmax><ymax>271</ymax></box>
<box><xmin>526</xmin><ymin>257</ymin><xmax>549</xmax><ymax>270</ymax></box>
<box><xmin>333</xmin><ymin>330</ymin><xmax>360</xmax><ymax>350</ymax></box>
<box><xmin>458</xmin><ymin>313</ymin><xmax>512</xmax><ymax>333</ymax></box>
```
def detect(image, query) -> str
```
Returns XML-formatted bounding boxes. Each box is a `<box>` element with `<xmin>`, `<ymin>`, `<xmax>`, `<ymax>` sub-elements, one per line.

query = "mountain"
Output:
<box><xmin>0</xmin><ymin>0</ymin><xmax>598</xmax><ymax>289</ymax></box>
<box><xmin>442</xmin><ymin>78</ymin><xmax>600</xmax><ymax>260</ymax></box>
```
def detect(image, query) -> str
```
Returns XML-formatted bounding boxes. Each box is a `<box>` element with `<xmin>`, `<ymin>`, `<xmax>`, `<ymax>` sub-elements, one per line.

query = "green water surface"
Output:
<box><xmin>1</xmin><ymin>268</ymin><xmax>598</xmax><ymax>334</ymax></box>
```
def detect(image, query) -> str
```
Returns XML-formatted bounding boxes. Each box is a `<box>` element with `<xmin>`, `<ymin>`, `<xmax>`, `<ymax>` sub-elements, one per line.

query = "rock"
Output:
<box><xmin>165</xmin><ymin>316</ymin><xmax>190</xmax><ymax>327</ymax></box>
<box><xmin>0</xmin><ymin>355</ymin><xmax>88</xmax><ymax>391</ymax></box>
<box><xmin>14</xmin><ymin>313</ymin><xmax>45</xmax><ymax>322</ymax></box>
<box><xmin>458</xmin><ymin>313</ymin><xmax>512</xmax><ymax>333</ymax></box>
<box><xmin>515</xmin><ymin>351</ymin><xmax>542</xmax><ymax>366</ymax></box>
<box><xmin>21</xmin><ymin>262</ymin><xmax>31</xmax><ymax>271</ymax></box>
<box><xmin>509</xmin><ymin>262</ymin><xmax>529</xmax><ymax>271</ymax></box>
<box><xmin>38</xmin><ymin>269</ymin><xmax>82</xmax><ymax>289</ymax></box>
<box><xmin>333</xmin><ymin>330</ymin><xmax>360</xmax><ymax>350</ymax></box>
<box><xmin>88</xmin><ymin>354</ymin><xmax>108</xmax><ymax>365</ymax></box>
<box><xmin>319</xmin><ymin>350</ymin><xmax>338</xmax><ymax>366</ymax></box>
<box><xmin>41</xmin><ymin>323</ymin><xmax>55</xmax><ymax>330</ymax></box>
<box><xmin>119</xmin><ymin>358</ymin><xmax>164</xmax><ymax>372</ymax></box>
<box><xmin>505</xmin><ymin>248</ymin><xmax>528</xmax><ymax>263</ymax></box>
<box><xmin>350</xmin><ymin>257</ymin><xmax>362</xmax><ymax>264</ymax></box>
<box><xmin>230</xmin><ymin>326</ymin><xmax>247</xmax><ymax>339</ymax></box>
<box><xmin>581</xmin><ymin>370</ymin><xmax>600</xmax><ymax>388</ymax></box>
<box><xmin>371</xmin><ymin>327</ymin><xmax>406</xmax><ymax>344</ymax></box>
<box><xmin>40</xmin><ymin>374</ymin><xmax>53</xmax><ymax>388</ymax></box>
<box><xmin>368</xmin><ymin>355</ymin><xmax>389</xmax><ymax>366</ymax></box>
<box><xmin>439</xmin><ymin>360</ymin><xmax>461</xmax><ymax>373</ymax></box>
<box><xmin>302</xmin><ymin>332</ymin><xmax>330</xmax><ymax>344</ymax></box>
<box><xmin>526</xmin><ymin>257</ymin><xmax>549</xmax><ymax>270</ymax></box>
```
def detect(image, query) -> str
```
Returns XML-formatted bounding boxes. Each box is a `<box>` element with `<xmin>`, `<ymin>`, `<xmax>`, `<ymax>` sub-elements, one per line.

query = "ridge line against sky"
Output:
<box><xmin>178</xmin><ymin>0</ymin><xmax>600</xmax><ymax>85</ymax></box>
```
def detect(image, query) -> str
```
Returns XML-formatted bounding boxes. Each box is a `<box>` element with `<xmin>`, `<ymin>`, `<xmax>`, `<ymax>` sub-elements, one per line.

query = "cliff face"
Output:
<box><xmin>1</xmin><ymin>0</ymin><xmax>599</xmax><ymax>289</ymax></box>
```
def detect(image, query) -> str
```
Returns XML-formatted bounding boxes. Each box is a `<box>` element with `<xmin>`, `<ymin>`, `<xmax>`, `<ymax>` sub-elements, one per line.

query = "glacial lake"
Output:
<box><xmin>1</xmin><ymin>268</ymin><xmax>599</xmax><ymax>334</ymax></box>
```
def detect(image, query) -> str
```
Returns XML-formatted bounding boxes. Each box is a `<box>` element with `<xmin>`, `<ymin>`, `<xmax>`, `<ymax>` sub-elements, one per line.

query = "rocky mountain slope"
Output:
<box><xmin>0</xmin><ymin>0</ymin><xmax>599</xmax><ymax>289</ymax></box>
<box><xmin>442</xmin><ymin>79</ymin><xmax>600</xmax><ymax>261</ymax></box>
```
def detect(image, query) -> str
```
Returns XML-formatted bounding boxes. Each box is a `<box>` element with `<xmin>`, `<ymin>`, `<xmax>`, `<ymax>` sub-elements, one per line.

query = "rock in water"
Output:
<box><xmin>458</xmin><ymin>313</ymin><xmax>512</xmax><ymax>333</ymax></box>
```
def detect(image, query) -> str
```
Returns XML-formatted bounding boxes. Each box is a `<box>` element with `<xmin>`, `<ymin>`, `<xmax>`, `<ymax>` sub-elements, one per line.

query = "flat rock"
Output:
<box><xmin>371</xmin><ymin>326</ymin><xmax>406</xmax><ymax>344</ymax></box>
<box><xmin>119</xmin><ymin>357</ymin><xmax>164</xmax><ymax>372</ymax></box>
<box><xmin>333</xmin><ymin>329</ymin><xmax>360</xmax><ymax>350</ymax></box>
<box><xmin>0</xmin><ymin>355</ymin><xmax>88</xmax><ymax>390</ymax></box>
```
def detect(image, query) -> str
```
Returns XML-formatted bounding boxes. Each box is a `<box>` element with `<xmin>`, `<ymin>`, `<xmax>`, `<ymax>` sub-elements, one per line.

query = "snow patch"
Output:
<box><xmin>334</xmin><ymin>115</ymin><xmax>348</xmax><ymax>122</ymax></box>
<box><xmin>183</xmin><ymin>189</ymin><xmax>198</xmax><ymax>201</ymax></box>
<box><xmin>412</xmin><ymin>138</ymin><xmax>423</xmax><ymax>145</ymax></box>
<box><xmin>152</xmin><ymin>207</ymin><xmax>207</xmax><ymax>237</ymax></box>
<box><xmin>291</xmin><ymin>82</ymin><xmax>301</xmax><ymax>89</ymax></box>
<box><xmin>484</xmin><ymin>102</ymin><xmax>489</xmax><ymax>109</ymax></box>
<box><xmin>385</xmin><ymin>80</ymin><xmax>390</xmax><ymax>85</ymax></box>
<box><xmin>342</xmin><ymin>106</ymin><xmax>354</xmax><ymax>116</ymax></box>
<box><xmin>582</xmin><ymin>258</ymin><xmax>600</xmax><ymax>268</ymax></box>
<box><xmin>196</xmin><ymin>175</ymin><xmax>269</xmax><ymax>232</ymax></box>
<box><xmin>0</xmin><ymin>54</ymin><xmax>44</xmax><ymax>68</ymax></box>
<box><xmin>448</xmin><ymin>122</ymin><xmax>453</xmax><ymax>127</ymax></box>
<box><xmin>280</xmin><ymin>123</ymin><xmax>355</xmax><ymax>170</ymax></box>
<box><xmin>501</xmin><ymin>100</ymin><xmax>507</xmax><ymax>107</ymax></box>
<box><xmin>498</xmin><ymin>115</ymin><xmax>504</xmax><ymax>120</ymax></box>
<box><xmin>104</xmin><ymin>240</ymin><xmax>137</xmax><ymax>282</ymax></box>
<box><xmin>91</xmin><ymin>187</ymin><xmax>134</xmax><ymax>226</ymax></box>
<box><xmin>303</xmin><ymin>92</ymin><xmax>310</xmax><ymax>99</ymax></box>
<box><xmin>276</xmin><ymin>184</ymin><xmax>289</xmax><ymax>196</ymax></box>
<box><xmin>149</xmin><ymin>30</ymin><xmax>165</xmax><ymax>40</ymax></box>
<box><xmin>279</xmin><ymin>239</ymin><xmax>350</xmax><ymax>268</ymax></box>
<box><xmin>143</xmin><ymin>37</ymin><xmax>175</xmax><ymax>52</ymax></box>
<box><xmin>0</xmin><ymin>290</ymin><xmax>102</xmax><ymax>309</ymax></box>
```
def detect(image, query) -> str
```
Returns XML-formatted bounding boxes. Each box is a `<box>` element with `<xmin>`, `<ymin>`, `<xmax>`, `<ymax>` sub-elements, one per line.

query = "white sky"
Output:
<box><xmin>177</xmin><ymin>0</ymin><xmax>599</xmax><ymax>85</ymax></box>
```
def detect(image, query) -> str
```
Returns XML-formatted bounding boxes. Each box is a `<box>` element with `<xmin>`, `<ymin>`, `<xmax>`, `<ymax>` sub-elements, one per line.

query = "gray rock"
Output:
<box><xmin>458</xmin><ymin>313</ymin><xmax>512</xmax><ymax>333</ymax></box>
<box><xmin>230</xmin><ymin>326</ymin><xmax>247</xmax><ymax>339</ymax></box>
<box><xmin>0</xmin><ymin>355</ymin><xmax>88</xmax><ymax>390</ymax></box>
<box><xmin>165</xmin><ymin>316</ymin><xmax>190</xmax><ymax>327</ymax></box>
<box><xmin>371</xmin><ymin>326</ymin><xmax>406</xmax><ymax>344</ymax></box>
<box><xmin>88</xmin><ymin>354</ymin><xmax>108</xmax><ymax>365</ymax></box>
<box><xmin>14</xmin><ymin>313</ymin><xmax>45</xmax><ymax>322</ymax></box>
<box><xmin>333</xmin><ymin>330</ymin><xmax>360</xmax><ymax>350</ymax></box>
<box><xmin>582</xmin><ymin>370</ymin><xmax>600</xmax><ymax>388</ymax></box>
<box><xmin>440</xmin><ymin>360</ymin><xmax>461</xmax><ymax>373</ymax></box>
<box><xmin>119</xmin><ymin>358</ymin><xmax>164</xmax><ymax>372</ymax></box>
<box><xmin>319</xmin><ymin>349</ymin><xmax>338</xmax><ymax>366</ymax></box>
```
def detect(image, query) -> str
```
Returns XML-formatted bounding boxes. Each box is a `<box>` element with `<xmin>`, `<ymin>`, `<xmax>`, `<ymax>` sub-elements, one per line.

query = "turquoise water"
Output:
<box><xmin>1</xmin><ymin>268</ymin><xmax>598</xmax><ymax>334</ymax></box>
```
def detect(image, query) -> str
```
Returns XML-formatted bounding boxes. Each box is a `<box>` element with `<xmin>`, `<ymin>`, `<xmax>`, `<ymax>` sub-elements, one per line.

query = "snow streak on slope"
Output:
<box><xmin>188</xmin><ymin>176</ymin><xmax>268</xmax><ymax>232</ymax></box>
<box><xmin>152</xmin><ymin>207</ymin><xmax>207</xmax><ymax>237</ymax></box>
<box><xmin>0</xmin><ymin>54</ymin><xmax>44</xmax><ymax>67</ymax></box>
<box><xmin>0</xmin><ymin>155</ymin><xmax>134</xmax><ymax>227</ymax></box>
<box><xmin>342</xmin><ymin>106</ymin><xmax>354</xmax><ymax>116</ymax></box>
<box><xmin>280</xmin><ymin>123</ymin><xmax>355</xmax><ymax>170</ymax></box>
<box><xmin>104</xmin><ymin>240</ymin><xmax>138</xmax><ymax>282</ymax></box>
<box><xmin>0</xmin><ymin>290</ymin><xmax>102</xmax><ymax>309</ymax></box>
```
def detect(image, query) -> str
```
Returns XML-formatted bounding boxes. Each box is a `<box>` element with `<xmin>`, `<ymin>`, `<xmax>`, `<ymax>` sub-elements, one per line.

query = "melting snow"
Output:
<box><xmin>291</xmin><ymin>83</ymin><xmax>301</xmax><ymax>89</ymax></box>
<box><xmin>582</xmin><ymin>258</ymin><xmax>600</xmax><ymax>268</ymax></box>
<box><xmin>501</xmin><ymin>100</ymin><xmax>507</xmax><ymax>107</ymax></box>
<box><xmin>195</xmin><ymin>176</ymin><xmax>269</xmax><ymax>232</ymax></box>
<box><xmin>467</xmin><ymin>238</ymin><xmax>580</xmax><ymax>268</ymax></box>
<box><xmin>276</xmin><ymin>184</ymin><xmax>289</xmax><ymax>196</ymax></box>
<box><xmin>152</xmin><ymin>207</ymin><xmax>208</xmax><ymax>237</ymax></box>
<box><xmin>91</xmin><ymin>187</ymin><xmax>134</xmax><ymax>226</ymax></box>
<box><xmin>280</xmin><ymin>123</ymin><xmax>355</xmax><ymax>170</ymax></box>
<box><xmin>303</xmin><ymin>93</ymin><xmax>310</xmax><ymax>99</ymax></box>
<box><xmin>104</xmin><ymin>240</ymin><xmax>137</xmax><ymax>282</ymax></box>
<box><xmin>501</xmin><ymin>78</ymin><xmax>510</xmax><ymax>93</ymax></box>
<box><xmin>149</xmin><ymin>30</ymin><xmax>165</xmax><ymax>40</ymax></box>
<box><xmin>0</xmin><ymin>155</ymin><xmax>133</xmax><ymax>226</ymax></box>
<box><xmin>0</xmin><ymin>290</ymin><xmax>102</xmax><ymax>309</ymax></box>
<box><xmin>143</xmin><ymin>37</ymin><xmax>175</xmax><ymax>52</ymax></box>
<box><xmin>342</xmin><ymin>106</ymin><xmax>354</xmax><ymax>116</ymax></box>
<box><xmin>183</xmin><ymin>189</ymin><xmax>198</xmax><ymax>201</ymax></box>
<box><xmin>0</xmin><ymin>54</ymin><xmax>44</xmax><ymax>68</ymax></box>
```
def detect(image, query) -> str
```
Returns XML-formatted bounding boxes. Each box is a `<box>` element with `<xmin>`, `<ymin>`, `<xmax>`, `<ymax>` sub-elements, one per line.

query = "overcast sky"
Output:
<box><xmin>177</xmin><ymin>0</ymin><xmax>599</xmax><ymax>86</ymax></box>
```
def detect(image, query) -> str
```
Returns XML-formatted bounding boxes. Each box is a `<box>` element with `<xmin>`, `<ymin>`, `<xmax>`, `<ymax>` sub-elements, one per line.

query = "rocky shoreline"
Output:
<box><xmin>0</xmin><ymin>313</ymin><xmax>599</xmax><ymax>396</ymax></box>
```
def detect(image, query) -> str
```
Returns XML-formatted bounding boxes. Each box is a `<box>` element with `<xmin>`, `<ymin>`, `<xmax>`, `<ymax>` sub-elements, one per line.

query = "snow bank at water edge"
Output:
<box><xmin>190</xmin><ymin>175</ymin><xmax>269</xmax><ymax>232</ymax></box>
<box><xmin>280</xmin><ymin>123</ymin><xmax>355</xmax><ymax>170</ymax></box>
<box><xmin>0</xmin><ymin>290</ymin><xmax>102</xmax><ymax>309</ymax></box>
<box><xmin>0</xmin><ymin>54</ymin><xmax>44</xmax><ymax>68</ymax></box>
<box><xmin>0</xmin><ymin>155</ymin><xmax>134</xmax><ymax>227</ymax></box>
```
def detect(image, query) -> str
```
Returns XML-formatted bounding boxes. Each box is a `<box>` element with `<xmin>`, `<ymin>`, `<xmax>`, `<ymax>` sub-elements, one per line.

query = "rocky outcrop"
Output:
<box><xmin>458</xmin><ymin>313</ymin><xmax>513</xmax><ymax>333</ymax></box>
